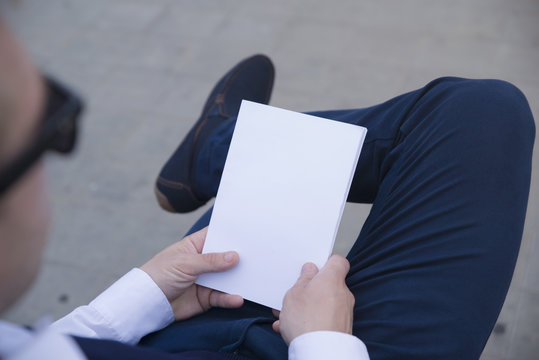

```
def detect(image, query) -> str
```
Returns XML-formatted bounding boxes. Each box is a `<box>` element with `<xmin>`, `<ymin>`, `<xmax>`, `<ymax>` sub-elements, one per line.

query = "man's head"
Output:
<box><xmin>0</xmin><ymin>18</ymin><xmax>50</xmax><ymax>313</ymax></box>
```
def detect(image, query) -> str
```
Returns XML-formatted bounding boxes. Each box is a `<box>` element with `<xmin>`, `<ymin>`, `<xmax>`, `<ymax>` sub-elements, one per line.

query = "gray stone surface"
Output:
<box><xmin>1</xmin><ymin>0</ymin><xmax>537</xmax><ymax>359</ymax></box>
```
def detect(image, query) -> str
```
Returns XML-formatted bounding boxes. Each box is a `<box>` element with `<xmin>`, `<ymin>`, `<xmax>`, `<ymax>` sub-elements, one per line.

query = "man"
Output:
<box><xmin>0</xmin><ymin>15</ymin><xmax>535</xmax><ymax>360</ymax></box>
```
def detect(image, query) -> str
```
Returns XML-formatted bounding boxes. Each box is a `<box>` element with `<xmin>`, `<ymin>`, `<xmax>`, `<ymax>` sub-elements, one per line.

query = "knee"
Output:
<box><xmin>431</xmin><ymin>77</ymin><xmax>535</xmax><ymax>147</ymax></box>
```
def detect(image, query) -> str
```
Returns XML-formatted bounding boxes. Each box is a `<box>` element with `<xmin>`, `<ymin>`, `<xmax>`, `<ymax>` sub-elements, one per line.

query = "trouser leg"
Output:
<box><xmin>323</xmin><ymin>78</ymin><xmax>534</xmax><ymax>359</ymax></box>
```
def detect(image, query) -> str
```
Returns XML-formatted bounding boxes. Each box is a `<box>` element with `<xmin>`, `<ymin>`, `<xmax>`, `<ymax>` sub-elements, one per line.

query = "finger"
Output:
<box><xmin>319</xmin><ymin>254</ymin><xmax>350</xmax><ymax>279</ymax></box>
<box><xmin>272</xmin><ymin>320</ymin><xmax>280</xmax><ymax>334</ymax></box>
<box><xmin>186</xmin><ymin>251</ymin><xmax>239</xmax><ymax>276</ymax></box>
<box><xmin>186</xmin><ymin>227</ymin><xmax>209</xmax><ymax>253</ymax></box>
<box><xmin>294</xmin><ymin>262</ymin><xmax>319</xmax><ymax>288</ymax></box>
<box><xmin>272</xmin><ymin>308</ymin><xmax>280</xmax><ymax>318</ymax></box>
<box><xmin>208</xmin><ymin>290</ymin><xmax>244</xmax><ymax>309</ymax></box>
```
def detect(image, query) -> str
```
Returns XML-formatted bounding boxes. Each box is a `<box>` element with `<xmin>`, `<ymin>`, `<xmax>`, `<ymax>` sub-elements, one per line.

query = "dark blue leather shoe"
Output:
<box><xmin>155</xmin><ymin>54</ymin><xmax>275</xmax><ymax>213</ymax></box>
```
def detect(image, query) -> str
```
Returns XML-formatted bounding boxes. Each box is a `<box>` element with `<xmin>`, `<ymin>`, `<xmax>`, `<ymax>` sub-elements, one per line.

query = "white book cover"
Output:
<box><xmin>196</xmin><ymin>100</ymin><xmax>367</xmax><ymax>310</ymax></box>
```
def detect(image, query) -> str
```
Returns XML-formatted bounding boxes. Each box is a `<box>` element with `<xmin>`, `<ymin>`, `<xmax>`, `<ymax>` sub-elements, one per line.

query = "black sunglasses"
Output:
<box><xmin>0</xmin><ymin>75</ymin><xmax>84</xmax><ymax>196</ymax></box>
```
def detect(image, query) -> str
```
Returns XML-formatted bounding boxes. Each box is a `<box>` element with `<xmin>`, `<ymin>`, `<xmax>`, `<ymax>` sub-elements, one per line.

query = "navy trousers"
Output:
<box><xmin>138</xmin><ymin>77</ymin><xmax>535</xmax><ymax>360</ymax></box>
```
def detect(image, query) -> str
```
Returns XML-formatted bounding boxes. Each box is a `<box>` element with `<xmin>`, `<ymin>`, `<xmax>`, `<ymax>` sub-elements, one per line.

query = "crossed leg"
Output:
<box><xmin>319</xmin><ymin>78</ymin><xmax>534</xmax><ymax>359</ymax></box>
<box><xmin>149</xmin><ymin>77</ymin><xmax>535</xmax><ymax>360</ymax></box>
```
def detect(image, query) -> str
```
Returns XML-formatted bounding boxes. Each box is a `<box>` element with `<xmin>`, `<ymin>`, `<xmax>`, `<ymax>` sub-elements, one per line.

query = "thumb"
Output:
<box><xmin>294</xmin><ymin>262</ymin><xmax>319</xmax><ymax>288</ymax></box>
<box><xmin>188</xmin><ymin>251</ymin><xmax>239</xmax><ymax>276</ymax></box>
<box><xmin>319</xmin><ymin>254</ymin><xmax>350</xmax><ymax>279</ymax></box>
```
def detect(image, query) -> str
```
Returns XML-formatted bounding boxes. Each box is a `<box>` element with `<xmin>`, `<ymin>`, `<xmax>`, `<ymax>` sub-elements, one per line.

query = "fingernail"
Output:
<box><xmin>302</xmin><ymin>262</ymin><xmax>317</xmax><ymax>273</ymax></box>
<box><xmin>224</xmin><ymin>252</ymin><xmax>236</xmax><ymax>263</ymax></box>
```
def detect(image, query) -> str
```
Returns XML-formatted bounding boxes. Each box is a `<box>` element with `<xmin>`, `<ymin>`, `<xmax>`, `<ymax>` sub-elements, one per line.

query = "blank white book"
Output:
<box><xmin>196</xmin><ymin>100</ymin><xmax>367</xmax><ymax>310</ymax></box>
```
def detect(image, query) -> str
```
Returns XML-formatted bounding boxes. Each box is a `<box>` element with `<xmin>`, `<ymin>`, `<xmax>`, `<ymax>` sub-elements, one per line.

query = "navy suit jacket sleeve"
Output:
<box><xmin>73</xmin><ymin>337</ymin><xmax>249</xmax><ymax>360</ymax></box>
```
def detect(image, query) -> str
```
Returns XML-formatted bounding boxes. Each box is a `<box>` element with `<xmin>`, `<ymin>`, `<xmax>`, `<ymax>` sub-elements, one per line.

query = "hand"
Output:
<box><xmin>272</xmin><ymin>255</ymin><xmax>355</xmax><ymax>345</ymax></box>
<box><xmin>140</xmin><ymin>227</ymin><xmax>243</xmax><ymax>321</ymax></box>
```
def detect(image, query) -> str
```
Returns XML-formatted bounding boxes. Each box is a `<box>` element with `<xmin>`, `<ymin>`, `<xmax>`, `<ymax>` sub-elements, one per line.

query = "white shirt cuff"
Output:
<box><xmin>52</xmin><ymin>268</ymin><xmax>174</xmax><ymax>344</ymax></box>
<box><xmin>289</xmin><ymin>331</ymin><xmax>370</xmax><ymax>360</ymax></box>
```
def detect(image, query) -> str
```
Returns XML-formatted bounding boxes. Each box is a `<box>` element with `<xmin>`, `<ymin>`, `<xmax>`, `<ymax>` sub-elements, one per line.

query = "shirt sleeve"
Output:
<box><xmin>50</xmin><ymin>268</ymin><xmax>174</xmax><ymax>345</ymax></box>
<box><xmin>288</xmin><ymin>331</ymin><xmax>370</xmax><ymax>360</ymax></box>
